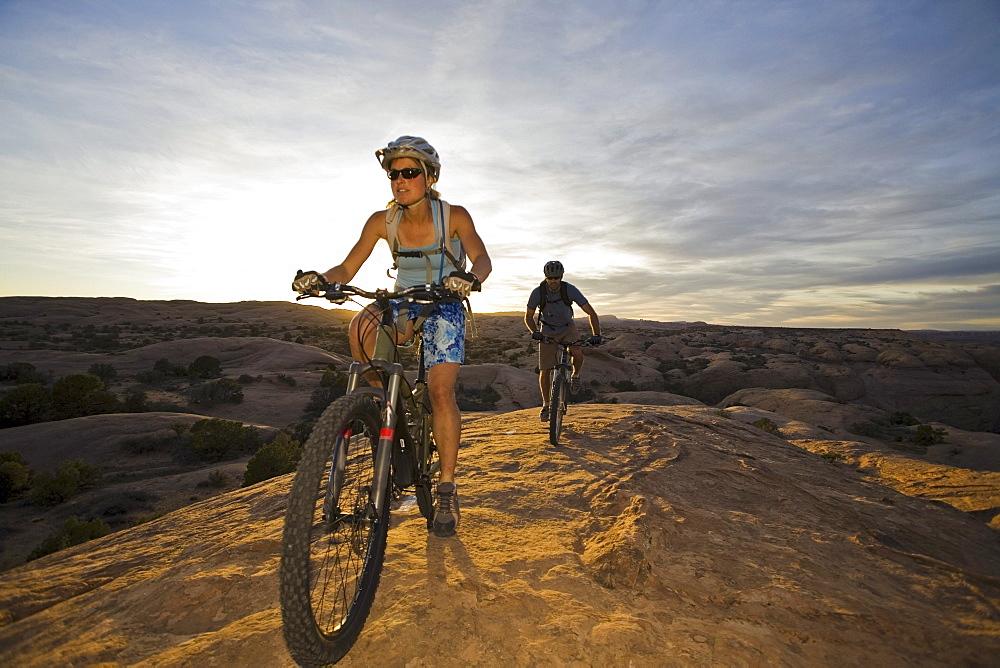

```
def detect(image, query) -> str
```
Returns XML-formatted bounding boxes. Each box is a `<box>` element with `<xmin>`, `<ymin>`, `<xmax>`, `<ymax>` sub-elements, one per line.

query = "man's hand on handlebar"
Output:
<box><xmin>531</xmin><ymin>331</ymin><xmax>545</xmax><ymax>341</ymax></box>
<box><xmin>588</xmin><ymin>334</ymin><xmax>603</xmax><ymax>346</ymax></box>
<box><xmin>444</xmin><ymin>270</ymin><xmax>481</xmax><ymax>298</ymax></box>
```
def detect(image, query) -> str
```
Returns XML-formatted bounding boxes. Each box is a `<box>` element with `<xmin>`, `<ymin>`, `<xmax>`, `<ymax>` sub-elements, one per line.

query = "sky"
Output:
<box><xmin>1</xmin><ymin>1</ymin><xmax>998</xmax><ymax>330</ymax></box>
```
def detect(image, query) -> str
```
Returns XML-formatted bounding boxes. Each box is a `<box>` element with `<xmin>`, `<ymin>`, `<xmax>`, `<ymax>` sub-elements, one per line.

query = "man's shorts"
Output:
<box><xmin>392</xmin><ymin>300</ymin><xmax>466</xmax><ymax>368</ymax></box>
<box><xmin>538</xmin><ymin>322</ymin><xmax>580</xmax><ymax>371</ymax></box>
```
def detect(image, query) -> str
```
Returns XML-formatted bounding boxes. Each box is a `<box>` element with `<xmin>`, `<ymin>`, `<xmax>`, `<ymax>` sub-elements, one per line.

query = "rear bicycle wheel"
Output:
<box><xmin>280</xmin><ymin>393</ymin><xmax>389</xmax><ymax>666</ymax></box>
<box><xmin>549</xmin><ymin>372</ymin><xmax>567</xmax><ymax>446</ymax></box>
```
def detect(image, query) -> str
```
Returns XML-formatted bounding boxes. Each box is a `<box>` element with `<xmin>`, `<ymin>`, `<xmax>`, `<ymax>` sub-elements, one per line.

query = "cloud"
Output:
<box><xmin>0</xmin><ymin>0</ymin><xmax>997</xmax><ymax>328</ymax></box>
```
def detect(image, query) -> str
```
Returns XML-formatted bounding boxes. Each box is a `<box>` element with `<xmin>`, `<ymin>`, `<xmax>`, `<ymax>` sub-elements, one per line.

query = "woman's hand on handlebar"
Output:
<box><xmin>292</xmin><ymin>269</ymin><xmax>327</xmax><ymax>295</ymax></box>
<box><xmin>444</xmin><ymin>270</ymin><xmax>481</xmax><ymax>298</ymax></box>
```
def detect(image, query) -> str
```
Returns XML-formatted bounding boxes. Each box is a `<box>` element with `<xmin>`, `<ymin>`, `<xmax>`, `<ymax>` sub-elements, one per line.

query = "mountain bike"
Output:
<box><xmin>280</xmin><ymin>280</ymin><xmax>462</xmax><ymax>666</ymax></box>
<box><xmin>541</xmin><ymin>337</ymin><xmax>596</xmax><ymax>446</ymax></box>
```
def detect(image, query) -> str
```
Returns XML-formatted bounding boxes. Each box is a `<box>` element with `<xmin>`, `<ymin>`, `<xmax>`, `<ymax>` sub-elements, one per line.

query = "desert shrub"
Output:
<box><xmin>820</xmin><ymin>452</ymin><xmax>842</xmax><ymax>462</ymax></box>
<box><xmin>848</xmin><ymin>420</ymin><xmax>892</xmax><ymax>439</ymax></box>
<box><xmin>0</xmin><ymin>362</ymin><xmax>47</xmax><ymax>384</ymax></box>
<box><xmin>137</xmin><ymin>358</ymin><xmax>188</xmax><ymax>384</ymax></box>
<box><xmin>120</xmin><ymin>432</ymin><xmax>182</xmax><ymax>454</ymax></box>
<box><xmin>190</xmin><ymin>378</ymin><xmax>244</xmax><ymax>406</ymax></box>
<box><xmin>87</xmin><ymin>362</ymin><xmax>117</xmax><ymax>383</ymax></box>
<box><xmin>303</xmin><ymin>386</ymin><xmax>346</xmax><ymax>420</ymax></box>
<box><xmin>198</xmin><ymin>469</ymin><xmax>231</xmax><ymax>488</ymax></box>
<box><xmin>96</xmin><ymin>490</ymin><xmax>157</xmax><ymax>517</ymax></box>
<box><xmin>890</xmin><ymin>411</ymin><xmax>920</xmax><ymax>426</ymax></box>
<box><xmin>0</xmin><ymin>452</ymin><xmax>32</xmax><ymax>502</ymax></box>
<box><xmin>456</xmin><ymin>384</ymin><xmax>501</xmax><ymax>411</ymax></box>
<box><xmin>276</xmin><ymin>373</ymin><xmax>297</xmax><ymax>386</ymax></box>
<box><xmin>27</xmin><ymin>516</ymin><xmax>110</xmax><ymax>561</ymax></box>
<box><xmin>284</xmin><ymin>420</ymin><xmax>315</xmax><ymax>444</ymax></box>
<box><xmin>29</xmin><ymin>459</ymin><xmax>103</xmax><ymax>506</ymax></box>
<box><xmin>238</xmin><ymin>374</ymin><xmax>262</xmax><ymax>384</ymax></box>
<box><xmin>188</xmin><ymin>355</ymin><xmax>222</xmax><ymax>379</ymax></box>
<box><xmin>0</xmin><ymin>383</ymin><xmax>53</xmax><ymax>427</ymax></box>
<box><xmin>50</xmin><ymin>374</ymin><xmax>119</xmax><ymax>420</ymax></box>
<box><xmin>753</xmin><ymin>418</ymin><xmax>783</xmax><ymax>436</ymax></box>
<box><xmin>912</xmin><ymin>424</ymin><xmax>947</xmax><ymax>446</ymax></box>
<box><xmin>320</xmin><ymin>366</ymin><xmax>349</xmax><ymax>388</ymax></box>
<box><xmin>243</xmin><ymin>433</ymin><xmax>303</xmax><ymax>486</ymax></box>
<box><xmin>188</xmin><ymin>418</ymin><xmax>258</xmax><ymax>462</ymax></box>
<box><xmin>610</xmin><ymin>380</ymin><xmax>637</xmax><ymax>392</ymax></box>
<box><xmin>121</xmin><ymin>388</ymin><xmax>148</xmax><ymax>413</ymax></box>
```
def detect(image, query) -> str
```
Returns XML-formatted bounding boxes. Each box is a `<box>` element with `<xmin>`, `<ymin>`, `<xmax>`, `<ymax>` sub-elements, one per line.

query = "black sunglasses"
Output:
<box><xmin>387</xmin><ymin>167</ymin><xmax>423</xmax><ymax>180</ymax></box>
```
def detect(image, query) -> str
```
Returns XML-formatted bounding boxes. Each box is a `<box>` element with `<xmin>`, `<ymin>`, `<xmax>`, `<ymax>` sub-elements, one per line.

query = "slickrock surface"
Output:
<box><xmin>2</xmin><ymin>405</ymin><xmax>998</xmax><ymax>667</ymax></box>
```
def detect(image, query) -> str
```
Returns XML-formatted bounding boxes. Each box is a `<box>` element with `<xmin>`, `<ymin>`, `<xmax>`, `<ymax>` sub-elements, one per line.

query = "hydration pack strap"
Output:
<box><xmin>386</xmin><ymin>200</ymin><xmax>465</xmax><ymax>283</ymax></box>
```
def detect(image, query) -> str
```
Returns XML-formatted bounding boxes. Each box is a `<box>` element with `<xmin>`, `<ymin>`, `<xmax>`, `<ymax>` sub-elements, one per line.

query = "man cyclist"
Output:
<box><xmin>524</xmin><ymin>260</ymin><xmax>602</xmax><ymax>421</ymax></box>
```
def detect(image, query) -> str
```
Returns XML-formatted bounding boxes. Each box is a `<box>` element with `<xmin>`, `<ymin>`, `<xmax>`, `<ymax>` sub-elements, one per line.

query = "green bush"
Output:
<box><xmin>137</xmin><ymin>358</ymin><xmax>188</xmax><ymax>384</ymax></box>
<box><xmin>121</xmin><ymin>388</ymin><xmax>148</xmax><ymax>413</ymax></box>
<box><xmin>303</xmin><ymin>386</ymin><xmax>345</xmax><ymax>420</ymax></box>
<box><xmin>120</xmin><ymin>432</ymin><xmax>182</xmax><ymax>454</ymax></box>
<box><xmin>0</xmin><ymin>452</ymin><xmax>32</xmax><ymax>502</ymax></box>
<box><xmin>890</xmin><ymin>411</ymin><xmax>920</xmax><ymax>426</ymax></box>
<box><xmin>188</xmin><ymin>355</ymin><xmax>222</xmax><ymax>379</ymax></box>
<box><xmin>29</xmin><ymin>459</ymin><xmax>103</xmax><ymax>506</ymax></box>
<box><xmin>28</xmin><ymin>516</ymin><xmax>110</xmax><ymax>561</ymax></box>
<box><xmin>96</xmin><ymin>490</ymin><xmax>157</xmax><ymax>517</ymax></box>
<box><xmin>87</xmin><ymin>363</ymin><xmax>117</xmax><ymax>383</ymax></box>
<box><xmin>455</xmin><ymin>384</ymin><xmax>501</xmax><ymax>411</ymax></box>
<box><xmin>0</xmin><ymin>383</ymin><xmax>53</xmax><ymax>427</ymax></box>
<box><xmin>753</xmin><ymin>417</ymin><xmax>783</xmax><ymax>436</ymax></box>
<box><xmin>190</xmin><ymin>378</ymin><xmax>244</xmax><ymax>406</ymax></box>
<box><xmin>188</xmin><ymin>418</ymin><xmax>258</xmax><ymax>462</ymax></box>
<box><xmin>610</xmin><ymin>380</ymin><xmax>637</xmax><ymax>392</ymax></box>
<box><xmin>243</xmin><ymin>433</ymin><xmax>302</xmax><ymax>486</ymax></box>
<box><xmin>912</xmin><ymin>424</ymin><xmax>947</xmax><ymax>446</ymax></box>
<box><xmin>320</xmin><ymin>366</ymin><xmax>349</xmax><ymax>388</ymax></box>
<box><xmin>848</xmin><ymin>420</ymin><xmax>892</xmax><ymax>439</ymax></box>
<box><xmin>198</xmin><ymin>469</ymin><xmax>231</xmax><ymax>488</ymax></box>
<box><xmin>0</xmin><ymin>362</ymin><xmax>47</xmax><ymax>384</ymax></box>
<box><xmin>51</xmin><ymin>374</ymin><xmax>119</xmax><ymax>420</ymax></box>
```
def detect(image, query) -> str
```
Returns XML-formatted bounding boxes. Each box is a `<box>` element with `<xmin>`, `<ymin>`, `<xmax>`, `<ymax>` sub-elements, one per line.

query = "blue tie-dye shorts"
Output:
<box><xmin>391</xmin><ymin>299</ymin><xmax>465</xmax><ymax>368</ymax></box>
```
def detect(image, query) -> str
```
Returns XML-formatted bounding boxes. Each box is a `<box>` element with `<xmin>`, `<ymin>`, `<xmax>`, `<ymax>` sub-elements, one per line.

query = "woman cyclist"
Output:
<box><xmin>293</xmin><ymin>136</ymin><xmax>492</xmax><ymax>537</ymax></box>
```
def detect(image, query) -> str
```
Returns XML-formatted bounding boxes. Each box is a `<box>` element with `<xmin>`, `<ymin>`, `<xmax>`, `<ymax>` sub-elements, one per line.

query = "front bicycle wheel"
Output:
<box><xmin>413</xmin><ymin>404</ymin><xmax>439</xmax><ymax>529</ymax></box>
<box><xmin>280</xmin><ymin>393</ymin><xmax>389</xmax><ymax>666</ymax></box>
<box><xmin>549</xmin><ymin>373</ymin><xmax>567</xmax><ymax>446</ymax></box>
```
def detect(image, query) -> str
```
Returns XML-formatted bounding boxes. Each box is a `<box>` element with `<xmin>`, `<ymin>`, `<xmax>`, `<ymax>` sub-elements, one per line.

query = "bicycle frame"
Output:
<box><xmin>342</xmin><ymin>301</ymin><xmax>426</xmax><ymax>519</ymax></box>
<box><xmin>319</xmin><ymin>284</ymin><xmax>449</xmax><ymax>523</ymax></box>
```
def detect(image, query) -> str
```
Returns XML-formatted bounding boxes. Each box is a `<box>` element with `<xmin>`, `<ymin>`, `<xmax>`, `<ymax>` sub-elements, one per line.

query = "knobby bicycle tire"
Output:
<box><xmin>549</xmin><ymin>372</ymin><xmax>567</xmax><ymax>445</ymax></box>
<box><xmin>280</xmin><ymin>393</ymin><xmax>389</xmax><ymax>666</ymax></box>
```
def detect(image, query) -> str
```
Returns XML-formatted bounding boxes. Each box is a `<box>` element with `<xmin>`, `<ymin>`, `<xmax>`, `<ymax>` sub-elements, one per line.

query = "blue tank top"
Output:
<box><xmin>393</xmin><ymin>236</ymin><xmax>464</xmax><ymax>289</ymax></box>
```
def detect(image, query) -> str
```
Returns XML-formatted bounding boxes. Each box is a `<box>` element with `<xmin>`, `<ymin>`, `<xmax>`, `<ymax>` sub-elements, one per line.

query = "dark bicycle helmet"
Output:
<box><xmin>543</xmin><ymin>260</ymin><xmax>564</xmax><ymax>278</ymax></box>
<box><xmin>375</xmin><ymin>136</ymin><xmax>441</xmax><ymax>180</ymax></box>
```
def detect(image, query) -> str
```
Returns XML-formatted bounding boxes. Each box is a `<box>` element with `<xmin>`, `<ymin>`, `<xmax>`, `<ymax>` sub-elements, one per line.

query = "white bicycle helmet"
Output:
<box><xmin>375</xmin><ymin>136</ymin><xmax>441</xmax><ymax>180</ymax></box>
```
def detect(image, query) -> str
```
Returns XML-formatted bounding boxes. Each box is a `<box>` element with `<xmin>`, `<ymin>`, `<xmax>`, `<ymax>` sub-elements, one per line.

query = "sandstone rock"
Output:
<box><xmin>876</xmin><ymin>349</ymin><xmax>925</xmax><ymax>368</ymax></box>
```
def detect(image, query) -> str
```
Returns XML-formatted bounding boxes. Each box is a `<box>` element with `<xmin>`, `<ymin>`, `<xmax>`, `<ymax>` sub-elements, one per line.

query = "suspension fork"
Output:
<box><xmin>370</xmin><ymin>360</ymin><xmax>405</xmax><ymax>517</ymax></box>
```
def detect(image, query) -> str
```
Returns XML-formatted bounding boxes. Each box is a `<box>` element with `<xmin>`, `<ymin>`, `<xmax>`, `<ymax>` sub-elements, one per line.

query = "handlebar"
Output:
<box><xmin>296</xmin><ymin>281</ymin><xmax>462</xmax><ymax>305</ymax></box>
<box><xmin>538</xmin><ymin>337</ymin><xmax>598</xmax><ymax>348</ymax></box>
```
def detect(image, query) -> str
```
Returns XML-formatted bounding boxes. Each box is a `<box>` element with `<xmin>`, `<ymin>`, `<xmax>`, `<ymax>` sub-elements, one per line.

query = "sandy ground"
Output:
<box><xmin>1</xmin><ymin>405</ymin><xmax>998</xmax><ymax>667</ymax></box>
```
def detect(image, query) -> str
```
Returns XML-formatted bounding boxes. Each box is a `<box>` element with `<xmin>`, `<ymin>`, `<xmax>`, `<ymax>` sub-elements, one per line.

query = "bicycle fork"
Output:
<box><xmin>352</xmin><ymin>359</ymin><xmax>406</xmax><ymax>520</ymax></box>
